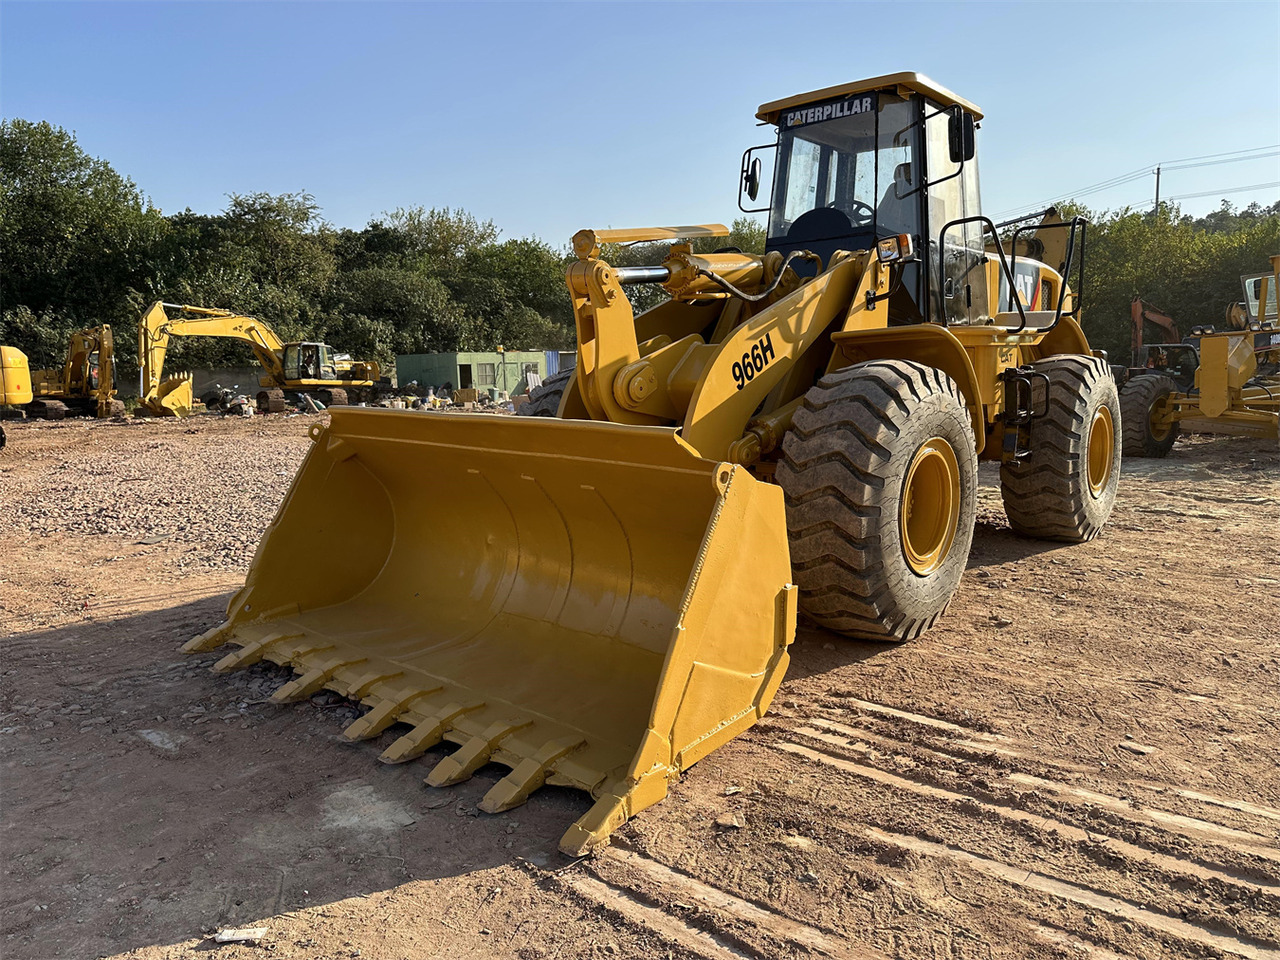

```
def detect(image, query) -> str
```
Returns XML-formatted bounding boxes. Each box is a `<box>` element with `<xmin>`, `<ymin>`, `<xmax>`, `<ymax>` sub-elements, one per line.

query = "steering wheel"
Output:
<box><xmin>846</xmin><ymin>199</ymin><xmax>875</xmax><ymax>228</ymax></box>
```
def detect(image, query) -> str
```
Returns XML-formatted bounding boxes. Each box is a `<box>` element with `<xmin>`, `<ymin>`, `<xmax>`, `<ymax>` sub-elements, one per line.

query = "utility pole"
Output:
<box><xmin>1153</xmin><ymin>165</ymin><xmax>1161</xmax><ymax>211</ymax></box>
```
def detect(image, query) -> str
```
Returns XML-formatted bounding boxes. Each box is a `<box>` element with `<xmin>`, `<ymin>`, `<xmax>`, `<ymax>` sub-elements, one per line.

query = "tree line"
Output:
<box><xmin>1</xmin><ymin>118</ymin><xmax>1276</xmax><ymax>381</ymax></box>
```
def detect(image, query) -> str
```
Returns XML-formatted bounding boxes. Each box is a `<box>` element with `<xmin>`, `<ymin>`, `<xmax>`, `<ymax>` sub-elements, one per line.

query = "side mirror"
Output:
<box><xmin>738</xmin><ymin>143</ymin><xmax>776</xmax><ymax>213</ymax></box>
<box><xmin>1252</xmin><ymin>278</ymin><xmax>1264</xmax><ymax>298</ymax></box>
<box><xmin>948</xmin><ymin>110</ymin><xmax>975</xmax><ymax>164</ymax></box>
<box><xmin>743</xmin><ymin>156</ymin><xmax>762</xmax><ymax>202</ymax></box>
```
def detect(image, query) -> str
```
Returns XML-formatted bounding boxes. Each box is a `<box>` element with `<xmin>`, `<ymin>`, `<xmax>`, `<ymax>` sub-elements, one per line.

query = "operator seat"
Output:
<box><xmin>876</xmin><ymin>162</ymin><xmax>915</xmax><ymax>238</ymax></box>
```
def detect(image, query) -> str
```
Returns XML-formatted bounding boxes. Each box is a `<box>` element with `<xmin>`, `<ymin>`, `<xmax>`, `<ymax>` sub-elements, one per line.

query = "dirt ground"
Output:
<box><xmin>2</xmin><ymin>413</ymin><xmax>1278</xmax><ymax>960</ymax></box>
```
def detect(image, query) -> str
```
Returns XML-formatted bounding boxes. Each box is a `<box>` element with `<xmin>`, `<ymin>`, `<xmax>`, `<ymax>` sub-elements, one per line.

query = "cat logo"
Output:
<box><xmin>784</xmin><ymin>94</ymin><xmax>877</xmax><ymax>128</ymax></box>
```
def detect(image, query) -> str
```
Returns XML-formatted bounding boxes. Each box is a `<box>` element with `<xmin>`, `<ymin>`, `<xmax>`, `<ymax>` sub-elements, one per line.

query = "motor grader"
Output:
<box><xmin>137</xmin><ymin>301</ymin><xmax>385</xmax><ymax>416</ymax></box>
<box><xmin>184</xmin><ymin>72</ymin><xmax>1119</xmax><ymax>855</ymax></box>
<box><xmin>1117</xmin><ymin>256</ymin><xmax>1280</xmax><ymax>456</ymax></box>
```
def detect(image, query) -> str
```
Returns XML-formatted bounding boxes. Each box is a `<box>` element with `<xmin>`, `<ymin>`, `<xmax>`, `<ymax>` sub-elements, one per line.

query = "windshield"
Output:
<box><xmin>769</xmin><ymin>92</ymin><xmax>919</xmax><ymax>244</ymax></box>
<box><xmin>1242</xmin><ymin>272</ymin><xmax>1278</xmax><ymax>320</ymax></box>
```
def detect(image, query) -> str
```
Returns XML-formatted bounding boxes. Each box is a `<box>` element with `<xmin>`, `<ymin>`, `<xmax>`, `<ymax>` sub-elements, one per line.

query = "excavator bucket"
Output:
<box><xmin>185</xmin><ymin>409</ymin><xmax>795</xmax><ymax>854</ymax></box>
<box><xmin>149</xmin><ymin>377</ymin><xmax>193</xmax><ymax>417</ymax></box>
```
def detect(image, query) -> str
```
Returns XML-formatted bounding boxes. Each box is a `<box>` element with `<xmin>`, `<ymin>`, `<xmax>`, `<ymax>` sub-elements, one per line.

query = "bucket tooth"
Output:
<box><xmin>182</xmin><ymin>621</ymin><xmax>231</xmax><ymax>653</ymax></box>
<box><xmin>479</xmin><ymin>737</ymin><xmax>585</xmax><ymax>813</ymax></box>
<box><xmin>270</xmin><ymin>658</ymin><xmax>369</xmax><ymax>703</ymax></box>
<box><xmin>559</xmin><ymin>770</ymin><xmax>672</xmax><ymax>856</ymax></box>
<box><xmin>340</xmin><ymin>687</ymin><xmax>442</xmax><ymax>742</ymax></box>
<box><xmin>342</xmin><ymin>668</ymin><xmax>405</xmax><ymax>699</ymax></box>
<box><xmin>425</xmin><ymin>719</ymin><xmax>532</xmax><ymax>788</ymax></box>
<box><xmin>559</xmin><ymin>789</ymin><xmax>631</xmax><ymax>857</ymax></box>
<box><xmin>210</xmin><ymin>633</ymin><xmax>303</xmax><ymax>674</ymax></box>
<box><xmin>378</xmin><ymin>701</ymin><xmax>484</xmax><ymax>765</ymax></box>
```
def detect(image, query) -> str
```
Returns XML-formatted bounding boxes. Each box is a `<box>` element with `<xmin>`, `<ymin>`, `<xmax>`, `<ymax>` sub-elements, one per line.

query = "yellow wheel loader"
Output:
<box><xmin>20</xmin><ymin>326</ymin><xmax>124</xmax><ymax>420</ymax></box>
<box><xmin>185</xmin><ymin>73</ymin><xmax>1120</xmax><ymax>854</ymax></box>
<box><xmin>0</xmin><ymin>346</ymin><xmax>34</xmax><ymax>451</ymax></box>
<box><xmin>138</xmin><ymin>302</ymin><xmax>386</xmax><ymax>417</ymax></box>
<box><xmin>1117</xmin><ymin>256</ymin><xmax>1280</xmax><ymax>454</ymax></box>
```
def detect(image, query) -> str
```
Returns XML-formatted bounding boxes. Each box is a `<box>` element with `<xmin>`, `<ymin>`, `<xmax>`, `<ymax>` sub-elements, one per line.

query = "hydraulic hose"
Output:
<box><xmin>695</xmin><ymin>250</ymin><xmax>821</xmax><ymax>303</ymax></box>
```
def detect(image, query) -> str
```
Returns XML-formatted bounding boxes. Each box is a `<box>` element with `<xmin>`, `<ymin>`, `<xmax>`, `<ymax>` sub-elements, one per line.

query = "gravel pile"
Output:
<box><xmin>0</xmin><ymin>415</ymin><xmax>318</xmax><ymax>570</ymax></box>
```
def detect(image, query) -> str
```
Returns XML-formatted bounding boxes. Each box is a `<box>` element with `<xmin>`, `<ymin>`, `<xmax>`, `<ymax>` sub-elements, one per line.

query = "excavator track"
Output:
<box><xmin>257</xmin><ymin>389</ymin><xmax>287</xmax><ymax>414</ymax></box>
<box><xmin>26</xmin><ymin>399</ymin><xmax>68</xmax><ymax>420</ymax></box>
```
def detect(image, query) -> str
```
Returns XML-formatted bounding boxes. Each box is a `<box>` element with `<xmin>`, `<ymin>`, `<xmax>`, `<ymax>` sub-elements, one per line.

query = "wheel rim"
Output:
<box><xmin>1088</xmin><ymin>406</ymin><xmax>1115</xmax><ymax>497</ymax></box>
<box><xmin>900</xmin><ymin>437</ymin><xmax>961</xmax><ymax>576</ymax></box>
<box><xmin>1149</xmin><ymin>396</ymin><xmax>1173</xmax><ymax>442</ymax></box>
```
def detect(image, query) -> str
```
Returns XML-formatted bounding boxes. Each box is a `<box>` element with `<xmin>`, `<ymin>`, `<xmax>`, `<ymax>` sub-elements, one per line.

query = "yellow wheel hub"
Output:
<box><xmin>1088</xmin><ymin>405</ymin><xmax>1115</xmax><ymax>497</ymax></box>
<box><xmin>900</xmin><ymin>437</ymin><xmax>961</xmax><ymax>576</ymax></box>
<box><xmin>1149</xmin><ymin>396</ymin><xmax>1173</xmax><ymax>442</ymax></box>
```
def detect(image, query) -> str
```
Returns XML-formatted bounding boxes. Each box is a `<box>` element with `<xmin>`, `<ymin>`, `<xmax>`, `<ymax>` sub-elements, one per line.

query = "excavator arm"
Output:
<box><xmin>1130</xmin><ymin>297</ymin><xmax>1180</xmax><ymax>363</ymax></box>
<box><xmin>139</xmin><ymin>302</ymin><xmax>287</xmax><ymax>415</ymax></box>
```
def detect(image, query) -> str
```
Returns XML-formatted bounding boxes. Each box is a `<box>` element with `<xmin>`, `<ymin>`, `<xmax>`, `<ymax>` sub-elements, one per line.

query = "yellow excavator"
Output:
<box><xmin>183</xmin><ymin>73</ymin><xmax>1119</xmax><ymax>854</ymax></box>
<box><xmin>20</xmin><ymin>325</ymin><xmax>124</xmax><ymax>419</ymax></box>
<box><xmin>138</xmin><ymin>302</ymin><xmax>385</xmax><ymax>416</ymax></box>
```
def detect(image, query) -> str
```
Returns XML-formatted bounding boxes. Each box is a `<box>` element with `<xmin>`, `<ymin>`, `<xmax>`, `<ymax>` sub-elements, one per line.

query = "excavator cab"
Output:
<box><xmin>746</xmin><ymin>75</ymin><xmax>986</xmax><ymax>325</ymax></box>
<box><xmin>283</xmin><ymin>342</ymin><xmax>338</xmax><ymax>382</ymax></box>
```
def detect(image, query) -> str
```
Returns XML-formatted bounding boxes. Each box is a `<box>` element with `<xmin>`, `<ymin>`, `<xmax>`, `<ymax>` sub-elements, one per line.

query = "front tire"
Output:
<box><xmin>778</xmin><ymin>360</ymin><xmax>978</xmax><ymax>642</ymax></box>
<box><xmin>1001</xmin><ymin>355</ymin><xmax>1120</xmax><ymax>542</ymax></box>
<box><xmin>1119</xmin><ymin>374</ymin><xmax>1179</xmax><ymax>458</ymax></box>
<box><xmin>517</xmin><ymin>368</ymin><xmax>573</xmax><ymax>417</ymax></box>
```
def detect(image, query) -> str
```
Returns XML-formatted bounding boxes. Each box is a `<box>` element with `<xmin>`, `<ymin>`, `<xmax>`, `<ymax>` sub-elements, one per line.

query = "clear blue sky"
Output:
<box><xmin>2</xmin><ymin>1</ymin><xmax>1277</xmax><ymax>246</ymax></box>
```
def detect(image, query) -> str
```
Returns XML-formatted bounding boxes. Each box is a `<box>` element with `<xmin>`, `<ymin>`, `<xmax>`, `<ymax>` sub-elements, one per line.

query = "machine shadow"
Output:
<box><xmin>0</xmin><ymin>593</ymin><xmax>587</xmax><ymax>960</ymax></box>
<box><xmin>782</xmin><ymin>517</ymin><xmax>1075</xmax><ymax>683</ymax></box>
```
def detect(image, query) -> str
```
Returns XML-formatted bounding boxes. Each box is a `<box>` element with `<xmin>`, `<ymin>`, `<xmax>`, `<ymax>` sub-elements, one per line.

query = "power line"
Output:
<box><xmin>1159</xmin><ymin>144</ymin><xmax>1280</xmax><ymax>168</ymax></box>
<box><xmin>991</xmin><ymin>144</ymin><xmax>1280</xmax><ymax>220</ymax></box>
<box><xmin>1162</xmin><ymin>149</ymin><xmax>1280</xmax><ymax>172</ymax></box>
<box><xmin>1151</xmin><ymin>180</ymin><xmax>1280</xmax><ymax>203</ymax></box>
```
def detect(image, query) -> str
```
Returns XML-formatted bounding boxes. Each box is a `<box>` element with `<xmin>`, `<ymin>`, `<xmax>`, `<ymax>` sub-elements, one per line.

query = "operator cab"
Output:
<box><xmin>746</xmin><ymin>73</ymin><xmax>988</xmax><ymax>325</ymax></box>
<box><xmin>284</xmin><ymin>342</ymin><xmax>338</xmax><ymax>381</ymax></box>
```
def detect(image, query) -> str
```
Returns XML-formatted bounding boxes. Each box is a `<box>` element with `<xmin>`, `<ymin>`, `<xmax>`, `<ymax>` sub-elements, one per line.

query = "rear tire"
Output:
<box><xmin>1119</xmin><ymin>374</ymin><xmax>1178</xmax><ymax>458</ymax></box>
<box><xmin>1001</xmin><ymin>355</ymin><xmax>1120</xmax><ymax>542</ymax></box>
<box><xmin>777</xmin><ymin>360</ymin><xmax>978</xmax><ymax>642</ymax></box>
<box><xmin>518</xmin><ymin>368</ymin><xmax>574</xmax><ymax>417</ymax></box>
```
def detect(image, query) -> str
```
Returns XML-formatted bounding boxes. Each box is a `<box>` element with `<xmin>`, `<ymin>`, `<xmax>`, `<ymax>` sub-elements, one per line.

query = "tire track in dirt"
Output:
<box><xmin>798</xmin><ymin>713</ymin><xmax>1280</xmax><ymax>852</ymax></box>
<box><xmin>588</xmin><ymin>847</ymin><xmax>874</xmax><ymax>959</ymax></box>
<box><xmin>1006</xmin><ymin>772</ymin><xmax>1280</xmax><ymax>863</ymax></box>
<box><xmin>560</xmin><ymin>845</ymin><xmax>880</xmax><ymax>960</ymax></box>
<box><xmin>861</xmin><ymin>826</ymin><xmax>1280</xmax><ymax>960</ymax></box>
<box><xmin>777</xmin><ymin>734</ymin><xmax>1280</xmax><ymax>896</ymax></box>
<box><xmin>1133</xmin><ymin>783</ymin><xmax>1280</xmax><ymax>824</ymax></box>
<box><xmin>797</xmin><ymin>695</ymin><xmax>1280</xmax><ymax>839</ymax></box>
<box><xmin>560</xmin><ymin>874</ymin><xmax>754</xmax><ymax>960</ymax></box>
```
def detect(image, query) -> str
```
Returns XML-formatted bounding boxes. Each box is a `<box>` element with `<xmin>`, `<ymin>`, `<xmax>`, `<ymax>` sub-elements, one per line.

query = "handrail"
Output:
<box><xmin>935</xmin><ymin>214</ymin><xmax>1087</xmax><ymax>334</ymax></box>
<box><xmin>1010</xmin><ymin>216</ymin><xmax>1088</xmax><ymax>332</ymax></box>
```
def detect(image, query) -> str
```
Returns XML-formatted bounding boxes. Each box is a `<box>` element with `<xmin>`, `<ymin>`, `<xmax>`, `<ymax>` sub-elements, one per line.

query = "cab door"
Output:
<box><xmin>925</xmin><ymin>104</ymin><xmax>987</xmax><ymax>325</ymax></box>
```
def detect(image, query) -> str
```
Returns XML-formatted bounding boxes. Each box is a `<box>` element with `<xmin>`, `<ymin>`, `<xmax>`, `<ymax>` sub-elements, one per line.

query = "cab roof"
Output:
<box><xmin>756</xmin><ymin>72</ymin><xmax>983</xmax><ymax>124</ymax></box>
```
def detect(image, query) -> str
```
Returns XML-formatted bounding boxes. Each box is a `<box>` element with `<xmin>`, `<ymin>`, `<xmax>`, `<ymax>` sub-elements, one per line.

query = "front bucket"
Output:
<box><xmin>145</xmin><ymin>377</ymin><xmax>193</xmax><ymax>417</ymax></box>
<box><xmin>186</xmin><ymin>409</ymin><xmax>795</xmax><ymax>854</ymax></box>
